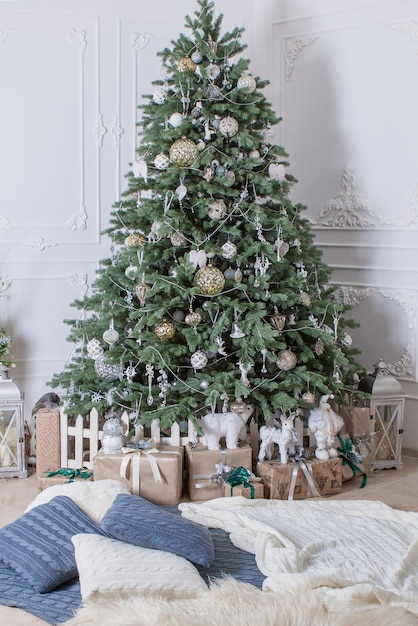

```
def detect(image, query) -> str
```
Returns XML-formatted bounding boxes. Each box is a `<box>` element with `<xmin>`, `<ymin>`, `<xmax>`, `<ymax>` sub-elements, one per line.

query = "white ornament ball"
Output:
<box><xmin>154</xmin><ymin>153</ymin><xmax>170</xmax><ymax>170</ymax></box>
<box><xmin>152</xmin><ymin>88</ymin><xmax>167</xmax><ymax>105</ymax></box>
<box><xmin>190</xmin><ymin>350</ymin><xmax>208</xmax><ymax>370</ymax></box>
<box><xmin>86</xmin><ymin>338</ymin><xmax>104</xmax><ymax>360</ymax></box>
<box><xmin>200</xmin><ymin>379</ymin><xmax>210</xmax><ymax>389</ymax></box>
<box><xmin>125</xmin><ymin>265</ymin><xmax>138</xmax><ymax>279</ymax></box>
<box><xmin>103</xmin><ymin>328</ymin><xmax>120</xmax><ymax>346</ymax></box>
<box><xmin>207</xmin><ymin>198</ymin><xmax>227</xmax><ymax>220</ymax></box>
<box><xmin>221</xmin><ymin>241</ymin><xmax>237</xmax><ymax>259</ymax></box>
<box><xmin>206</xmin><ymin>63</ymin><xmax>221</xmax><ymax>80</ymax></box>
<box><xmin>219</xmin><ymin>115</ymin><xmax>239</xmax><ymax>138</ymax></box>
<box><xmin>237</xmin><ymin>74</ymin><xmax>257</xmax><ymax>93</ymax></box>
<box><xmin>169</xmin><ymin>112</ymin><xmax>183</xmax><ymax>128</ymax></box>
<box><xmin>249</xmin><ymin>149</ymin><xmax>260</xmax><ymax>159</ymax></box>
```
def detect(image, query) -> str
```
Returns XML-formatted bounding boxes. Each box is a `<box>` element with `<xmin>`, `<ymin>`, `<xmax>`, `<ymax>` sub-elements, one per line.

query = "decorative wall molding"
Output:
<box><xmin>0</xmin><ymin>275</ymin><xmax>12</xmax><ymax>295</ymax></box>
<box><xmin>66</xmin><ymin>28</ymin><xmax>87</xmax><ymax>54</ymax></box>
<box><xmin>131</xmin><ymin>31</ymin><xmax>153</xmax><ymax>54</ymax></box>
<box><xmin>317</xmin><ymin>167</ymin><xmax>380</xmax><ymax>227</ymax></box>
<box><xmin>331</xmin><ymin>285</ymin><xmax>371</xmax><ymax>306</ymax></box>
<box><xmin>387</xmin><ymin>342</ymin><xmax>415</xmax><ymax>380</ymax></box>
<box><xmin>378</xmin><ymin>289</ymin><xmax>417</xmax><ymax>331</ymax></box>
<box><xmin>315</xmin><ymin>168</ymin><xmax>418</xmax><ymax>228</ymax></box>
<box><xmin>66</xmin><ymin>272</ymin><xmax>89</xmax><ymax>296</ymax></box>
<box><xmin>332</xmin><ymin>285</ymin><xmax>417</xmax><ymax>331</ymax></box>
<box><xmin>384</xmin><ymin>184</ymin><xmax>418</xmax><ymax>227</ymax></box>
<box><xmin>65</xmin><ymin>205</ymin><xmax>88</xmax><ymax>231</ymax></box>
<box><xmin>0</xmin><ymin>214</ymin><xmax>11</xmax><ymax>230</ymax></box>
<box><xmin>0</xmin><ymin>27</ymin><xmax>9</xmax><ymax>44</ymax></box>
<box><xmin>112</xmin><ymin>114</ymin><xmax>125</xmax><ymax>147</ymax></box>
<box><xmin>387</xmin><ymin>18</ymin><xmax>418</xmax><ymax>54</ymax></box>
<box><xmin>94</xmin><ymin>113</ymin><xmax>108</xmax><ymax>148</ymax></box>
<box><xmin>284</xmin><ymin>34</ymin><xmax>318</xmax><ymax>81</ymax></box>
<box><xmin>22</xmin><ymin>237</ymin><xmax>57</xmax><ymax>252</ymax></box>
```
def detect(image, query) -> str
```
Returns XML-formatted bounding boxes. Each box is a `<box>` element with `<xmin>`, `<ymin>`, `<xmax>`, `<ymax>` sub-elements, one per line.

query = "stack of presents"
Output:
<box><xmin>35</xmin><ymin>398</ymin><xmax>374</xmax><ymax>506</ymax></box>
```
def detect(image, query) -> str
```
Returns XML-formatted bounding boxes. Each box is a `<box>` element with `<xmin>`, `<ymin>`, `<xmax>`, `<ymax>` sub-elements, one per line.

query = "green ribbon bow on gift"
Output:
<box><xmin>337</xmin><ymin>435</ymin><xmax>367</xmax><ymax>489</ymax></box>
<box><xmin>225</xmin><ymin>466</ymin><xmax>255</xmax><ymax>499</ymax></box>
<box><xmin>46</xmin><ymin>467</ymin><xmax>93</xmax><ymax>482</ymax></box>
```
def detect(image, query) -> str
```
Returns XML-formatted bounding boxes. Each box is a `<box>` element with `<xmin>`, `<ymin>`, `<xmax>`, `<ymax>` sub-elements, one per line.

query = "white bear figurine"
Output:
<box><xmin>308</xmin><ymin>394</ymin><xmax>344</xmax><ymax>460</ymax></box>
<box><xmin>200</xmin><ymin>405</ymin><xmax>253</xmax><ymax>450</ymax></box>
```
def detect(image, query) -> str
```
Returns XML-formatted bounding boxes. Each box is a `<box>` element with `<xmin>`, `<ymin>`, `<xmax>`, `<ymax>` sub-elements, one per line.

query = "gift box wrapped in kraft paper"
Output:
<box><xmin>223</xmin><ymin>466</ymin><xmax>264</xmax><ymax>499</ymax></box>
<box><xmin>93</xmin><ymin>444</ymin><xmax>183</xmax><ymax>506</ymax></box>
<box><xmin>185</xmin><ymin>443</ymin><xmax>253</xmax><ymax>501</ymax></box>
<box><xmin>38</xmin><ymin>468</ymin><xmax>93</xmax><ymax>493</ymax></box>
<box><xmin>337</xmin><ymin>405</ymin><xmax>373</xmax><ymax>438</ymax></box>
<box><xmin>258</xmin><ymin>457</ymin><xmax>342</xmax><ymax>500</ymax></box>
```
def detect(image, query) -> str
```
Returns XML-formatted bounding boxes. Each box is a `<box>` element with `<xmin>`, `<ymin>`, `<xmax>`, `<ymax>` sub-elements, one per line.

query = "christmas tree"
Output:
<box><xmin>50</xmin><ymin>0</ymin><xmax>363</xmax><ymax>430</ymax></box>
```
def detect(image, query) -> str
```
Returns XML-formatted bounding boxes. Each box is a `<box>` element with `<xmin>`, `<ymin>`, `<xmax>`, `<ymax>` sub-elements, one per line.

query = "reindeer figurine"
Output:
<box><xmin>258</xmin><ymin>411</ymin><xmax>299</xmax><ymax>464</ymax></box>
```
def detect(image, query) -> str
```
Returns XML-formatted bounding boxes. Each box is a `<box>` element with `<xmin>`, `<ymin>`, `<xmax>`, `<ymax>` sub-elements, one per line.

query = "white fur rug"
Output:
<box><xmin>63</xmin><ymin>578</ymin><xmax>418</xmax><ymax>626</ymax></box>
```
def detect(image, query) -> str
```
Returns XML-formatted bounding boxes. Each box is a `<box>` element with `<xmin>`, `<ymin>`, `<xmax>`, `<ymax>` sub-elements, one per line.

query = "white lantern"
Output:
<box><xmin>0</xmin><ymin>366</ymin><xmax>27</xmax><ymax>477</ymax></box>
<box><xmin>358</xmin><ymin>359</ymin><xmax>405</xmax><ymax>470</ymax></box>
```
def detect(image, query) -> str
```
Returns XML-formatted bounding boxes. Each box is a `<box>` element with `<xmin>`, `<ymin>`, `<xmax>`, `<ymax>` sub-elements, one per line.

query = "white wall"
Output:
<box><xmin>0</xmin><ymin>0</ymin><xmax>417</xmax><ymax>451</ymax></box>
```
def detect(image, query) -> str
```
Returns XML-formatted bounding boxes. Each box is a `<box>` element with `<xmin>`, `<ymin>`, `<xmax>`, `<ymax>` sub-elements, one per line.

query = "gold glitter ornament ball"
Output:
<box><xmin>302</xmin><ymin>391</ymin><xmax>316</xmax><ymax>405</ymax></box>
<box><xmin>125</xmin><ymin>232</ymin><xmax>147</xmax><ymax>247</ymax></box>
<box><xmin>194</xmin><ymin>264</ymin><xmax>225</xmax><ymax>295</ymax></box>
<box><xmin>154</xmin><ymin>319</ymin><xmax>176</xmax><ymax>340</ymax></box>
<box><xmin>170</xmin><ymin>137</ymin><xmax>199</xmax><ymax>167</ymax></box>
<box><xmin>185</xmin><ymin>311</ymin><xmax>202</xmax><ymax>327</ymax></box>
<box><xmin>177</xmin><ymin>57</ymin><xmax>197</xmax><ymax>73</ymax></box>
<box><xmin>276</xmin><ymin>349</ymin><xmax>297</xmax><ymax>371</ymax></box>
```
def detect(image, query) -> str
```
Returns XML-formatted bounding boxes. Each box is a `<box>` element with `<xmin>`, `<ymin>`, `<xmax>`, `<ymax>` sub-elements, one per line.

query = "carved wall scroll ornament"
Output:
<box><xmin>65</xmin><ymin>205</ymin><xmax>88</xmax><ymax>231</ymax></box>
<box><xmin>131</xmin><ymin>32</ymin><xmax>153</xmax><ymax>54</ymax></box>
<box><xmin>387</xmin><ymin>18</ymin><xmax>418</xmax><ymax>54</ymax></box>
<box><xmin>95</xmin><ymin>114</ymin><xmax>108</xmax><ymax>148</ymax></box>
<box><xmin>387</xmin><ymin>342</ymin><xmax>415</xmax><ymax>380</ymax></box>
<box><xmin>112</xmin><ymin>115</ymin><xmax>125</xmax><ymax>146</ymax></box>
<box><xmin>383</xmin><ymin>185</ymin><xmax>418</xmax><ymax>227</ymax></box>
<box><xmin>330</xmin><ymin>286</ymin><xmax>371</xmax><ymax>307</ymax></box>
<box><xmin>0</xmin><ymin>214</ymin><xmax>12</xmax><ymax>231</ymax></box>
<box><xmin>66</xmin><ymin>28</ymin><xmax>87</xmax><ymax>54</ymax></box>
<box><xmin>317</xmin><ymin>167</ymin><xmax>380</xmax><ymax>227</ymax></box>
<box><xmin>378</xmin><ymin>289</ymin><xmax>417</xmax><ymax>331</ymax></box>
<box><xmin>284</xmin><ymin>35</ymin><xmax>318</xmax><ymax>81</ymax></box>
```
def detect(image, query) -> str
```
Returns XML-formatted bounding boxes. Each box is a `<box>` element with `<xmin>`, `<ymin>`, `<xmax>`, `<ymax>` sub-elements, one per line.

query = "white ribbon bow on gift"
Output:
<box><xmin>120</xmin><ymin>438</ymin><xmax>163</xmax><ymax>496</ymax></box>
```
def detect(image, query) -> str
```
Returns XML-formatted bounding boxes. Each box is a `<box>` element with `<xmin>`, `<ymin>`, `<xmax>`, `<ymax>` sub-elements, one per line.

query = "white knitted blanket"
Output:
<box><xmin>179</xmin><ymin>498</ymin><xmax>418</xmax><ymax>615</ymax></box>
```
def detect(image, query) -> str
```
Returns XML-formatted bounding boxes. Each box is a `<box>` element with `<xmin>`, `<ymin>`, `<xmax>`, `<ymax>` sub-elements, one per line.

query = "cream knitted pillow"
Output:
<box><xmin>72</xmin><ymin>534</ymin><xmax>208</xmax><ymax>600</ymax></box>
<box><xmin>25</xmin><ymin>479</ymin><xmax>130</xmax><ymax>524</ymax></box>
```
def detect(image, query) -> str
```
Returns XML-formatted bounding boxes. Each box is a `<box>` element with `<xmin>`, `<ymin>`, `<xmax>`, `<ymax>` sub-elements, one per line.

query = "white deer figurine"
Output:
<box><xmin>200</xmin><ymin>405</ymin><xmax>253</xmax><ymax>450</ymax></box>
<box><xmin>258</xmin><ymin>412</ymin><xmax>299</xmax><ymax>464</ymax></box>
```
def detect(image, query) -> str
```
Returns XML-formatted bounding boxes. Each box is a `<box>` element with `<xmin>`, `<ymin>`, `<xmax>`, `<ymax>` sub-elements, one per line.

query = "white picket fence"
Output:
<box><xmin>60</xmin><ymin>408</ymin><xmax>261</xmax><ymax>469</ymax></box>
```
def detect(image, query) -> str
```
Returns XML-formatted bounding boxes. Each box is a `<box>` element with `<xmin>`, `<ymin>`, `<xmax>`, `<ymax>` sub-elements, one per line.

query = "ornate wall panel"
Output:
<box><xmin>0</xmin><ymin>13</ymin><xmax>101</xmax><ymax>251</ymax></box>
<box><xmin>270</xmin><ymin>0</ymin><xmax>418</xmax><ymax>446</ymax></box>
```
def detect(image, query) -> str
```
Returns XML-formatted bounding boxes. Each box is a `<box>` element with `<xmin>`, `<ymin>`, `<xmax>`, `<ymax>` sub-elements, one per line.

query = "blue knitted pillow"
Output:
<box><xmin>100</xmin><ymin>494</ymin><xmax>214</xmax><ymax>567</ymax></box>
<box><xmin>0</xmin><ymin>495</ymin><xmax>107</xmax><ymax>593</ymax></box>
